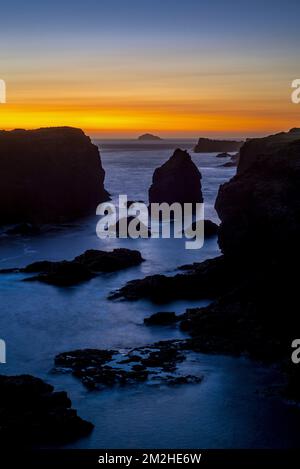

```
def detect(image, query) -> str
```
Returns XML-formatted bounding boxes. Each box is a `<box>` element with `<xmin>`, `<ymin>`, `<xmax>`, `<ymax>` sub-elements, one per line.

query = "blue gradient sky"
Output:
<box><xmin>0</xmin><ymin>0</ymin><xmax>299</xmax><ymax>137</ymax></box>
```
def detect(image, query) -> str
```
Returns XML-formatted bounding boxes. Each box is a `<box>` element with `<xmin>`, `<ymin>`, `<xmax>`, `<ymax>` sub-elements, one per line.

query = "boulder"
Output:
<box><xmin>0</xmin><ymin>127</ymin><xmax>109</xmax><ymax>224</ymax></box>
<box><xmin>149</xmin><ymin>148</ymin><xmax>203</xmax><ymax>207</ymax></box>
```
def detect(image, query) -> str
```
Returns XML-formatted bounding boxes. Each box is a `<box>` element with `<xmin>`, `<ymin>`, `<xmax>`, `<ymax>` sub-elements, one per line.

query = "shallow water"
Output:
<box><xmin>0</xmin><ymin>140</ymin><xmax>299</xmax><ymax>448</ymax></box>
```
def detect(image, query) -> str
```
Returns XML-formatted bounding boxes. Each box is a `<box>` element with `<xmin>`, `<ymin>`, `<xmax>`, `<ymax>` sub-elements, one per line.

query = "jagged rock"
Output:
<box><xmin>194</xmin><ymin>138</ymin><xmax>243</xmax><ymax>153</ymax></box>
<box><xmin>0</xmin><ymin>127</ymin><xmax>109</xmax><ymax>224</ymax></box>
<box><xmin>0</xmin><ymin>374</ymin><xmax>93</xmax><ymax>443</ymax></box>
<box><xmin>54</xmin><ymin>342</ymin><xmax>188</xmax><ymax>389</ymax></box>
<box><xmin>144</xmin><ymin>312</ymin><xmax>178</xmax><ymax>325</ymax></box>
<box><xmin>148</xmin><ymin>149</ymin><xmax>203</xmax><ymax>207</ymax></box>
<box><xmin>110</xmin><ymin>256</ymin><xmax>237</xmax><ymax>302</ymax></box>
<box><xmin>1</xmin><ymin>248</ymin><xmax>144</xmax><ymax>285</ymax></box>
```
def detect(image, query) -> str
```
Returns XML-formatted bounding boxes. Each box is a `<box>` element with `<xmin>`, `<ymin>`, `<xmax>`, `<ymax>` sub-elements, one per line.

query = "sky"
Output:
<box><xmin>0</xmin><ymin>0</ymin><xmax>299</xmax><ymax>138</ymax></box>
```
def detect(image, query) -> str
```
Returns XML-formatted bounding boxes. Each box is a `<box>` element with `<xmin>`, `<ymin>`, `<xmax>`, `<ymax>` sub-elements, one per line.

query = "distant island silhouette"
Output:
<box><xmin>137</xmin><ymin>133</ymin><xmax>162</xmax><ymax>141</ymax></box>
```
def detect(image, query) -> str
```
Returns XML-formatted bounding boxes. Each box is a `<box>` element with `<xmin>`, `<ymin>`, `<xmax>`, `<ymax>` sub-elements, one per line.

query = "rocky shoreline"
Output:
<box><xmin>2</xmin><ymin>127</ymin><xmax>300</xmax><ymax>445</ymax></box>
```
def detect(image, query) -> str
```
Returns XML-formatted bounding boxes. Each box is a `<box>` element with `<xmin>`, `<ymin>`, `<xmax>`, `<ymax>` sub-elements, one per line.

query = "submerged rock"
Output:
<box><xmin>0</xmin><ymin>127</ymin><xmax>109</xmax><ymax>224</ymax></box>
<box><xmin>148</xmin><ymin>149</ymin><xmax>203</xmax><ymax>207</ymax></box>
<box><xmin>216</xmin><ymin>152</ymin><xmax>231</xmax><ymax>158</ymax></box>
<box><xmin>194</xmin><ymin>138</ymin><xmax>243</xmax><ymax>153</ymax></box>
<box><xmin>1</xmin><ymin>248</ymin><xmax>144</xmax><ymax>286</ymax></box>
<box><xmin>53</xmin><ymin>342</ymin><xmax>199</xmax><ymax>390</ymax></box>
<box><xmin>0</xmin><ymin>374</ymin><xmax>93</xmax><ymax>444</ymax></box>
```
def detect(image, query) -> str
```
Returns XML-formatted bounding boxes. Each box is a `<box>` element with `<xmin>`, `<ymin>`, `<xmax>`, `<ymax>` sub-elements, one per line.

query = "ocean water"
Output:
<box><xmin>0</xmin><ymin>139</ymin><xmax>299</xmax><ymax>448</ymax></box>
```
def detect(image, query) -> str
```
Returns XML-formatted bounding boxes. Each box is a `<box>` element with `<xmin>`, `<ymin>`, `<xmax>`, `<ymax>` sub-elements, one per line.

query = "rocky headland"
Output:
<box><xmin>194</xmin><ymin>137</ymin><xmax>243</xmax><ymax>153</ymax></box>
<box><xmin>0</xmin><ymin>127</ymin><xmax>109</xmax><ymax>225</ymax></box>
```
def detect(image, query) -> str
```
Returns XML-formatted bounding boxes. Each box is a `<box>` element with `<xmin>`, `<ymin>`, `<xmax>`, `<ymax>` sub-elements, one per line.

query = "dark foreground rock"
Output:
<box><xmin>0</xmin><ymin>127</ymin><xmax>109</xmax><ymax>224</ymax></box>
<box><xmin>194</xmin><ymin>138</ymin><xmax>243</xmax><ymax>153</ymax></box>
<box><xmin>0</xmin><ymin>374</ymin><xmax>93</xmax><ymax>444</ymax></box>
<box><xmin>149</xmin><ymin>149</ymin><xmax>203</xmax><ymax>207</ymax></box>
<box><xmin>54</xmin><ymin>342</ymin><xmax>202</xmax><ymax>390</ymax></box>
<box><xmin>1</xmin><ymin>248</ymin><xmax>144</xmax><ymax>286</ymax></box>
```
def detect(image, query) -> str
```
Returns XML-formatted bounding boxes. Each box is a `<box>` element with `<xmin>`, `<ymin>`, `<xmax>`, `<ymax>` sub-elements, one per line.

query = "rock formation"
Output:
<box><xmin>148</xmin><ymin>148</ymin><xmax>203</xmax><ymax>206</ymax></box>
<box><xmin>138</xmin><ymin>133</ymin><xmax>162</xmax><ymax>141</ymax></box>
<box><xmin>194</xmin><ymin>138</ymin><xmax>243</xmax><ymax>153</ymax></box>
<box><xmin>111</xmin><ymin>128</ymin><xmax>300</xmax><ymax>399</ymax></box>
<box><xmin>0</xmin><ymin>127</ymin><xmax>109</xmax><ymax>224</ymax></box>
<box><xmin>0</xmin><ymin>374</ymin><xmax>93</xmax><ymax>443</ymax></box>
<box><xmin>0</xmin><ymin>248</ymin><xmax>144</xmax><ymax>286</ymax></box>
<box><xmin>215</xmin><ymin>128</ymin><xmax>300</xmax><ymax>260</ymax></box>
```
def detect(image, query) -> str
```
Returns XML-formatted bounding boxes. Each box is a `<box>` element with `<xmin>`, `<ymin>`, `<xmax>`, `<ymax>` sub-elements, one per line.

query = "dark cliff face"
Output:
<box><xmin>215</xmin><ymin>129</ymin><xmax>300</xmax><ymax>260</ymax></box>
<box><xmin>148</xmin><ymin>148</ymin><xmax>203</xmax><ymax>205</ymax></box>
<box><xmin>0</xmin><ymin>127</ymin><xmax>109</xmax><ymax>224</ymax></box>
<box><xmin>194</xmin><ymin>138</ymin><xmax>243</xmax><ymax>153</ymax></box>
<box><xmin>238</xmin><ymin>127</ymin><xmax>300</xmax><ymax>174</ymax></box>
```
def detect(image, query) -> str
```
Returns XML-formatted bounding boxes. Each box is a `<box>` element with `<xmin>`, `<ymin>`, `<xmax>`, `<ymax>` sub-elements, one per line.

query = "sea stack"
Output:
<box><xmin>149</xmin><ymin>148</ymin><xmax>203</xmax><ymax>205</ymax></box>
<box><xmin>0</xmin><ymin>127</ymin><xmax>109</xmax><ymax>224</ymax></box>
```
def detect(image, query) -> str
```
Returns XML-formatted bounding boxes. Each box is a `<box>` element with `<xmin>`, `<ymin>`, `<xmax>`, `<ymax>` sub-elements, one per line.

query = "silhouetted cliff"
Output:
<box><xmin>0</xmin><ymin>127</ymin><xmax>109</xmax><ymax>224</ymax></box>
<box><xmin>194</xmin><ymin>137</ymin><xmax>243</xmax><ymax>153</ymax></box>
